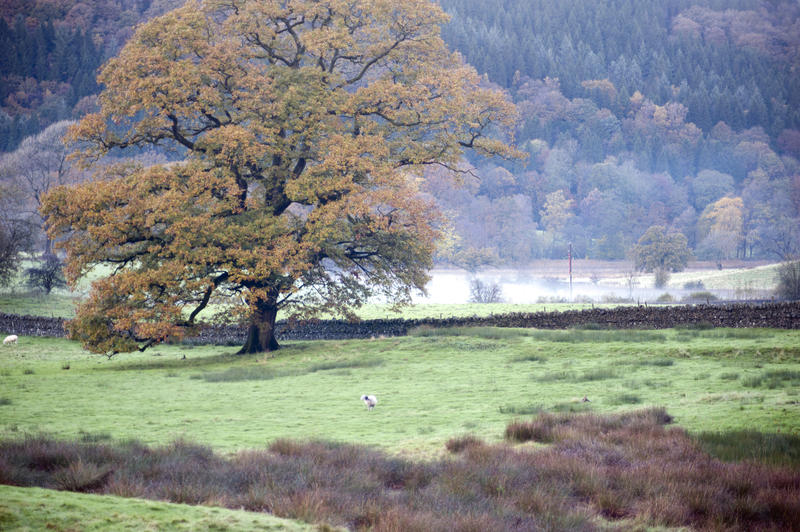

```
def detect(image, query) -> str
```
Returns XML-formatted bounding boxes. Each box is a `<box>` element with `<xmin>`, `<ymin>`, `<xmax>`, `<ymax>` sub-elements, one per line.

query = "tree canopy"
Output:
<box><xmin>631</xmin><ymin>225</ymin><xmax>691</xmax><ymax>274</ymax></box>
<box><xmin>42</xmin><ymin>0</ymin><xmax>519</xmax><ymax>354</ymax></box>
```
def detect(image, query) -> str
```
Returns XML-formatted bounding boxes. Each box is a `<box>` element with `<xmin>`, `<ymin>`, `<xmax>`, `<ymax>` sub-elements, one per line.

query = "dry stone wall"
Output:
<box><xmin>2</xmin><ymin>302</ymin><xmax>799</xmax><ymax>345</ymax></box>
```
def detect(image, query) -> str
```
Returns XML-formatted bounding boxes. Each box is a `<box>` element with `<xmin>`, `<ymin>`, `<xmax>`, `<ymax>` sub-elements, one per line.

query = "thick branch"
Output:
<box><xmin>341</xmin><ymin>36</ymin><xmax>407</xmax><ymax>86</ymax></box>
<box><xmin>186</xmin><ymin>271</ymin><xmax>230</xmax><ymax>324</ymax></box>
<box><xmin>166</xmin><ymin>113</ymin><xmax>197</xmax><ymax>151</ymax></box>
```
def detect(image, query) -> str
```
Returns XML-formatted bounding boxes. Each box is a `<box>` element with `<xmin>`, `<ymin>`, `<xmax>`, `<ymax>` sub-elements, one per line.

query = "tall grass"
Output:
<box><xmin>193</xmin><ymin>366</ymin><xmax>303</xmax><ymax>382</ymax></box>
<box><xmin>410</xmin><ymin>326</ymin><xmax>669</xmax><ymax>343</ymax></box>
<box><xmin>409</xmin><ymin>326</ymin><xmax>532</xmax><ymax>339</ymax></box>
<box><xmin>194</xmin><ymin>358</ymin><xmax>384</xmax><ymax>382</ymax></box>
<box><xmin>741</xmin><ymin>369</ymin><xmax>800</xmax><ymax>389</ymax></box>
<box><xmin>3</xmin><ymin>409</ymin><xmax>798</xmax><ymax>531</ymax></box>
<box><xmin>528</xmin><ymin>329</ymin><xmax>667</xmax><ymax>343</ymax></box>
<box><xmin>696</xmin><ymin>430</ymin><xmax>800</xmax><ymax>466</ymax></box>
<box><xmin>533</xmin><ymin>368</ymin><xmax>618</xmax><ymax>382</ymax></box>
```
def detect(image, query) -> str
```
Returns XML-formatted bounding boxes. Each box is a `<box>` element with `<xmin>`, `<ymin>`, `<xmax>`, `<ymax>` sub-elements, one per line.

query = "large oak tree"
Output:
<box><xmin>42</xmin><ymin>0</ymin><xmax>519</xmax><ymax>354</ymax></box>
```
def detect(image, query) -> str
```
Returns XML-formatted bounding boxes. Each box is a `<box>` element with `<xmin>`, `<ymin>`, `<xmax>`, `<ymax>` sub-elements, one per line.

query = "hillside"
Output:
<box><xmin>1</xmin><ymin>0</ymin><xmax>798</xmax><ymax>265</ymax></box>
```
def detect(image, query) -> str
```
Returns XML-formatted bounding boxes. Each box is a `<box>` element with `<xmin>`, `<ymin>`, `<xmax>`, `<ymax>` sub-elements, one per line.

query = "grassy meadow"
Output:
<box><xmin>0</xmin><ymin>325</ymin><xmax>799</xmax><ymax>529</ymax></box>
<box><xmin>1</xmin><ymin>328</ymin><xmax>799</xmax><ymax>456</ymax></box>
<box><xmin>0</xmin><ymin>484</ymin><xmax>319</xmax><ymax>531</ymax></box>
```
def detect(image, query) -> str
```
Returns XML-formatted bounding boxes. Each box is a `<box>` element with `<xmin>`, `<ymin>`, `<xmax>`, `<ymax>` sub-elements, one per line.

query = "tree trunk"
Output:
<box><xmin>237</xmin><ymin>300</ymin><xmax>280</xmax><ymax>354</ymax></box>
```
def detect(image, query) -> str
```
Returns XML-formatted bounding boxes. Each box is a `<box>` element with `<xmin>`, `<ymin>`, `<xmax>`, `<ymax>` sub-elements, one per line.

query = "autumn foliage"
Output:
<box><xmin>41</xmin><ymin>0</ymin><xmax>518</xmax><ymax>354</ymax></box>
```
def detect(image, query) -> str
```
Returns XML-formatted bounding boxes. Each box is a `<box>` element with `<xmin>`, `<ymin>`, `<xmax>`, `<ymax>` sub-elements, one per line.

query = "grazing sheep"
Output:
<box><xmin>3</xmin><ymin>335</ymin><xmax>18</xmax><ymax>346</ymax></box>
<box><xmin>360</xmin><ymin>394</ymin><xmax>378</xmax><ymax>410</ymax></box>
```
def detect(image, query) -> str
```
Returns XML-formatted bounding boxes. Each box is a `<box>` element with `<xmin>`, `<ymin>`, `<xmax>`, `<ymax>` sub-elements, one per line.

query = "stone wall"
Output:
<box><xmin>2</xmin><ymin>301</ymin><xmax>799</xmax><ymax>346</ymax></box>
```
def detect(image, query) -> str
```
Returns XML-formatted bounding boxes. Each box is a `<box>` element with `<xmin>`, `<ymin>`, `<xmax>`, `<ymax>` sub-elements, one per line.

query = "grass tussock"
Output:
<box><xmin>409</xmin><ymin>326</ymin><xmax>532</xmax><ymax>340</ymax></box>
<box><xmin>609</xmin><ymin>393</ymin><xmax>642</xmax><ymax>405</ymax></box>
<box><xmin>741</xmin><ymin>369</ymin><xmax>800</xmax><ymax>389</ymax></box>
<box><xmin>696</xmin><ymin>430</ymin><xmax>800</xmax><ymax>466</ymax></box>
<box><xmin>194</xmin><ymin>358</ymin><xmax>384</xmax><ymax>382</ymax></box>
<box><xmin>529</xmin><ymin>329</ymin><xmax>667</xmax><ymax>343</ymax></box>
<box><xmin>635</xmin><ymin>358</ymin><xmax>675</xmax><ymax>367</ymax></box>
<box><xmin>533</xmin><ymin>368</ymin><xmax>618</xmax><ymax>382</ymax></box>
<box><xmin>2</xmin><ymin>409</ymin><xmax>797</xmax><ymax>531</ymax></box>
<box><xmin>193</xmin><ymin>366</ymin><xmax>302</xmax><ymax>382</ymax></box>
<box><xmin>307</xmin><ymin>358</ymin><xmax>384</xmax><ymax>373</ymax></box>
<box><xmin>674</xmin><ymin>327</ymin><xmax>777</xmax><ymax>342</ymax></box>
<box><xmin>509</xmin><ymin>353</ymin><xmax>548</xmax><ymax>363</ymax></box>
<box><xmin>498</xmin><ymin>403</ymin><xmax>544</xmax><ymax>416</ymax></box>
<box><xmin>444</xmin><ymin>435</ymin><xmax>485</xmax><ymax>454</ymax></box>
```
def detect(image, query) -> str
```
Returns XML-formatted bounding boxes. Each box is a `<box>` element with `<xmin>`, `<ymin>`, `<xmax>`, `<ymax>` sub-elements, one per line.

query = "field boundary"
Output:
<box><xmin>1</xmin><ymin>301</ymin><xmax>799</xmax><ymax>345</ymax></box>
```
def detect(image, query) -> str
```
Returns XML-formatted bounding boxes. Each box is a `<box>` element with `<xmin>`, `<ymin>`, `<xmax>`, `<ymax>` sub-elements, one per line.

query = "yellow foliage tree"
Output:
<box><xmin>700</xmin><ymin>196</ymin><xmax>745</xmax><ymax>236</ymax></box>
<box><xmin>41</xmin><ymin>0</ymin><xmax>519</xmax><ymax>354</ymax></box>
<box><xmin>698</xmin><ymin>196</ymin><xmax>744</xmax><ymax>260</ymax></box>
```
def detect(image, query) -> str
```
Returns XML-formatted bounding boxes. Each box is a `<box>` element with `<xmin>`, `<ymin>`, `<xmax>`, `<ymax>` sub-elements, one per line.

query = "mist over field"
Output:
<box><xmin>420</xmin><ymin>260</ymin><xmax>778</xmax><ymax>304</ymax></box>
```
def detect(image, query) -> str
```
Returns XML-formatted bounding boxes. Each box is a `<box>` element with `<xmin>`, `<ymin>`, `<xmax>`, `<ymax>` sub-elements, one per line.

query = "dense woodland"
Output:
<box><xmin>1</xmin><ymin>0</ymin><xmax>799</xmax><ymax>267</ymax></box>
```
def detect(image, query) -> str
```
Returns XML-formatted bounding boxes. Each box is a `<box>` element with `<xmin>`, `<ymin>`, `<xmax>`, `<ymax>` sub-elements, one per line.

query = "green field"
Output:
<box><xmin>1</xmin><ymin>326</ymin><xmax>799</xmax><ymax>529</ymax></box>
<box><xmin>0</xmin><ymin>330</ymin><xmax>797</xmax><ymax>455</ymax></box>
<box><xmin>0</xmin><ymin>485</ymin><xmax>319</xmax><ymax>531</ymax></box>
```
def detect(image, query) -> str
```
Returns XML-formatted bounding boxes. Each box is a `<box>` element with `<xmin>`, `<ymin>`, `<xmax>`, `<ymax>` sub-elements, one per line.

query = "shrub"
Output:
<box><xmin>25</xmin><ymin>254</ymin><xmax>67</xmax><ymax>294</ymax></box>
<box><xmin>775</xmin><ymin>260</ymin><xmax>800</xmax><ymax>300</ymax></box>
<box><xmin>53</xmin><ymin>460</ymin><xmax>113</xmax><ymax>492</ymax></box>
<box><xmin>468</xmin><ymin>278</ymin><xmax>503</xmax><ymax>303</ymax></box>
<box><xmin>683</xmin><ymin>280</ymin><xmax>705</xmax><ymax>290</ymax></box>
<box><xmin>445</xmin><ymin>434</ymin><xmax>484</xmax><ymax>454</ymax></box>
<box><xmin>683</xmin><ymin>291</ymin><xmax>719</xmax><ymax>303</ymax></box>
<box><xmin>505</xmin><ymin>417</ymin><xmax>557</xmax><ymax>443</ymax></box>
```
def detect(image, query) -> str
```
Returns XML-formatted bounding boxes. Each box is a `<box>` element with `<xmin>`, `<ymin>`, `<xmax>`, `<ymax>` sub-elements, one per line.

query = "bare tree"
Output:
<box><xmin>0</xmin><ymin>183</ymin><xmax>35</xmax><ymax>286</ymax></box>
<box><xmin>776</xmin><ymin>260</ymin><xmax>800</xmax><ymax>300</ymax></box>
<box><xmin>469</xmin><ymin>278</ymin><xmax>504</xmax><ymax>303</ymax></box>
<box><xmin>0</xmin><ymin>121</ymin><xmax>77</xmax><ymax>253</ymax></box>
<box><xmin>25</xmin><ymin>253</ymin><xmax>67</xmax><ymax>294</ymax></box>
<box><xmin>624</xmin><ymin>270</ymin><xmax>640</xmax><ymax>299</ymax></box>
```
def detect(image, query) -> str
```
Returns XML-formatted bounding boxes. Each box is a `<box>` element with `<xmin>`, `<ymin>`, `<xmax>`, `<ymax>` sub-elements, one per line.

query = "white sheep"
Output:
<box><xmin>360</xmin><ymin>394</ymin><xmax>378</xmax><ymax>411</ymax></box>
<box><xmin>3</xmin><ymin>334</ymin><xmax>18</xmax><ymax>346</ymax></box>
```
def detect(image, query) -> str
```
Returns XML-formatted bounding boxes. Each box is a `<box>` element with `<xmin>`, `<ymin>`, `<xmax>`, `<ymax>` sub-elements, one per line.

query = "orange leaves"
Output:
<box><xmin>49</xmin><ymin>0</ymin><xmax>520</xmax><ymax>353</ymax></box>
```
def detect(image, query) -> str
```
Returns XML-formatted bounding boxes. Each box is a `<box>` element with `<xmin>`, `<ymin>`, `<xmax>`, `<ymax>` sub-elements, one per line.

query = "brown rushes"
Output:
<box><xmin>1</xmin><ymin>409</ymin><xmax>798</xmax><ymax>531</ymax></box>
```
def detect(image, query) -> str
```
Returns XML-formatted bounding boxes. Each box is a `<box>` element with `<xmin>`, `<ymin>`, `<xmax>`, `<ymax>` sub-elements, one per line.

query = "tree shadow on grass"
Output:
<box><xmin>95</xmin><ymin>342</ymin><xmax>315</xmax><ymax>372</ymax></box>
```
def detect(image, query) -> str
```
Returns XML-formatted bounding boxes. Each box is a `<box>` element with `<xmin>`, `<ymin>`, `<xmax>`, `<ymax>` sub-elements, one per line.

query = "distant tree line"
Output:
<box><xmin>0</xmin><ymin>0</ymin><xmax>182</xmax><ymax>151</ymax></box>
<box><xmin>0</xmin><ymin>16</ymin><xmax>101</xmax><ymax>150</ymax></box>
<box><xmin>440</xmin><ymin>0</ymin><xmax>800</xmax><ymax>137</ymax></box>
<box><xmin>1</xmin><ymin>0</ymin><xmax>799</xmax><ymax>272</ymax></box>
<box><xmin>428</xmin><ymin>0</ymin><xmax>800</xmax><ymax>266</ymax></box>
